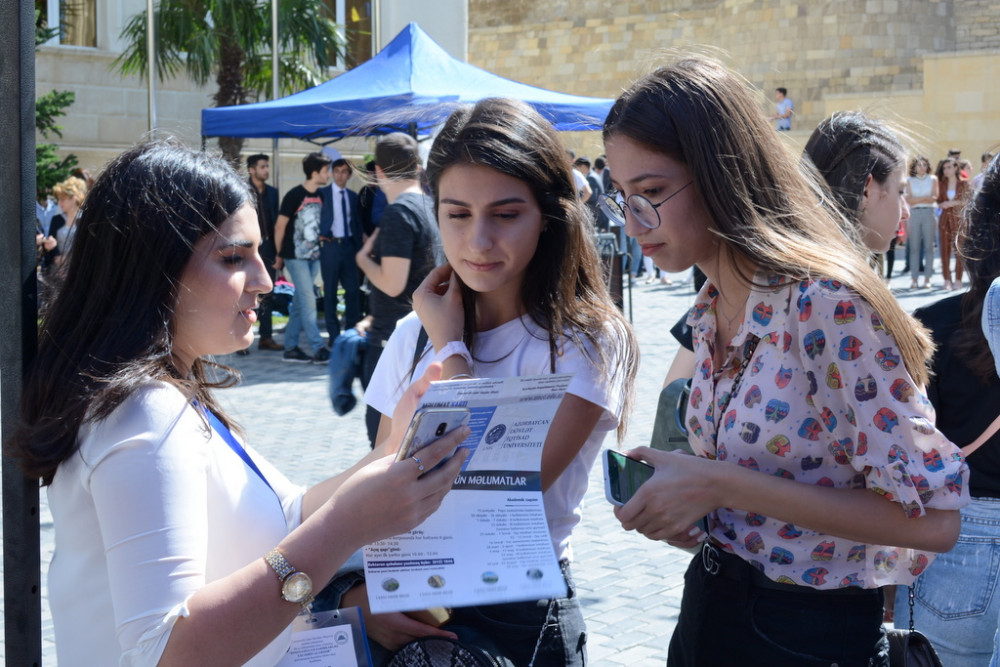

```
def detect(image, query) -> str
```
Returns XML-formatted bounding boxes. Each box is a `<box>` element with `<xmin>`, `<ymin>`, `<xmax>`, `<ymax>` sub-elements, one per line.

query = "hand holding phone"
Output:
<box><xmin>604</xmin><ymin>449</ymin><xmax>655</xmax><ymax>506</ymax></box>
<box><xmin>395</xmin><ymin>407</ymin><xmax>471</xmax><ymax>463</ymax></box>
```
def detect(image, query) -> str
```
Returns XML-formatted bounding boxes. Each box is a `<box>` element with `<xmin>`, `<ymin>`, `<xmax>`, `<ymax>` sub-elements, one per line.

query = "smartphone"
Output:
<box><xmin>604</xmin><ymin>449</ymin><xmax>655</xmax><ymax>506</ymax></box>
<box><xmin>395</xmin><ymin>407</ymin><xmax>471</xmax><ymax>462</ymax></box>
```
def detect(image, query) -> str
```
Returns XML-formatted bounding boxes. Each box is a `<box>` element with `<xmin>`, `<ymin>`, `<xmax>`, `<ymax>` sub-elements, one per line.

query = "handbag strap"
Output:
<box><xmin>961</xmin><ymin>411</ymin><xmax>1000</xmax><ymax>458</ymax></box>
<box><xmin>908</xmin><ymin>584</ymin><xmax>916</xmax><ymax>632</ymax></box>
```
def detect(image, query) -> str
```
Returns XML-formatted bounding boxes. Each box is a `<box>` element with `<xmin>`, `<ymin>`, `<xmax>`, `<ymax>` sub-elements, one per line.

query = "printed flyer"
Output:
<box><xmin>364</xmin><ymin>373</ymin><xmax>571</xmax><ymax>613</ymax></box>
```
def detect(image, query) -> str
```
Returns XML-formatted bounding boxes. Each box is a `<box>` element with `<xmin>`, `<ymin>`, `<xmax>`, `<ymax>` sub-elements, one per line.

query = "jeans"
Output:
<box><xmin>625</xmin><ymin>236</ymin><xmax>642</xmax><ymax>277</ymax></box>
<box><xmin>908</xmin><ymin>208</ymin><xmax>935</xmax><ymax>282</ymax></box>
<box><xmin>985</xmin><ymin>278</ymin><xmax>1000</xmax><ymax>374</ymax></box>
<box><xmin>669</xmin><ymin>545</ymin><xmax>888</xmax><ymax>666</ymax></box>
<box><xmin>283</xmin><ymin>258</ymin><xmax>325</xmax><ymax>354</ymax></box>
<box><xmin>896</xmin><ymin>497</ymin><xmax>1000</xmax><ymax>667</ymax></box>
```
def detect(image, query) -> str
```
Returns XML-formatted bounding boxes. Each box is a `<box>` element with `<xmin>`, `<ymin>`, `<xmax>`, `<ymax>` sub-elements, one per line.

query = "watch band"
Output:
<box><xmin>264</xmin><ymin>548</ymin><xmax>314</xmax><ymax>610</ymax></box>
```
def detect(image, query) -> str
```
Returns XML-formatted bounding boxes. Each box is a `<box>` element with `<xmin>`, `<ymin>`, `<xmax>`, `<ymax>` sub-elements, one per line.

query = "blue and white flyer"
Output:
<box><xmin>364</xmin><ymin>373</ymin><xmax>572</xmax><ymax>613</ymax></box>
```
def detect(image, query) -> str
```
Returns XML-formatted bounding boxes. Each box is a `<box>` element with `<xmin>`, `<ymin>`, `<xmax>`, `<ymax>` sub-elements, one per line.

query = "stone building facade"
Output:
<box><xmin>469</xmin><ymin>0</ymin><xmax>1000</xmax><ymax>159</ymax></box>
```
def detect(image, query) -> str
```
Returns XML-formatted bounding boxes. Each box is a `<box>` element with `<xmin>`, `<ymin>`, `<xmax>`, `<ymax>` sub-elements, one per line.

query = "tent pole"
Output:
<box><xmin>271</xmin><ymin>0</ymin><xmax>281</xmax><ymax>192</ymax></box>
<box><xmin>146</xmin><ymin>0</ymin><xmax>157</xmax><ymax>137</ymax></box>
<box><xmin>272</xmin><ymin>0</ymin><xmax>280</xmax><ymax>191</ymax></box>
<box><xmin>408</xmin><ymin>122</ymin><xmax>417</xmax><ymax>140</ymax></box>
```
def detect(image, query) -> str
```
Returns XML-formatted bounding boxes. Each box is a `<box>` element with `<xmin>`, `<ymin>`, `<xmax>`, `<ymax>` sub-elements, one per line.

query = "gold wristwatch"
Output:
<box><xmin>264</xmin><ymin>548</ymin><xmax>314</xmax><ymax>611</ymax></box>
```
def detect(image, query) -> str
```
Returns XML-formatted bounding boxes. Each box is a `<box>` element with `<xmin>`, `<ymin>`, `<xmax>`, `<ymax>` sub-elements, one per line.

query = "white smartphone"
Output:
<box><xmin>603</xmin><ymin>449</ymin><xmax>655</xmax><ymax>506</ymax></box>
<box><xmin>395</xmin><ymin>407</ymin><xmax>471</xmax><ymax>463</ymax></box>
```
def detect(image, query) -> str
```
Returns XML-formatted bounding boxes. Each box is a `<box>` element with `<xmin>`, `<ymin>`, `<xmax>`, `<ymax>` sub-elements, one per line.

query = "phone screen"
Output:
<box><xmin>604</xmin><ymin>450</ymin><xmax>655</xmax><ymax>506</ymax></box>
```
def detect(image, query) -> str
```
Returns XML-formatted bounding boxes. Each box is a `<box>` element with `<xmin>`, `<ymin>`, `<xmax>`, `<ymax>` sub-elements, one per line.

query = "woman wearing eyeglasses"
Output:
<box><xmin>601</xmin><ymin>58</ymin><xmax>968</xmax><ymax>666</ymax></box>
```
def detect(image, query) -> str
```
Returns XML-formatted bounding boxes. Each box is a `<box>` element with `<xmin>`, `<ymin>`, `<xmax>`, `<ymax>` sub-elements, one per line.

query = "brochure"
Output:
<box><xmin>364</xmin><ymin>373</ymin><xmax>572</xmax><ymax>613</ymax></box>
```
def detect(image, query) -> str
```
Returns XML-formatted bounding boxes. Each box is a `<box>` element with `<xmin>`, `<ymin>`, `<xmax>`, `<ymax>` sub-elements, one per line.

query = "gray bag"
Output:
<box><xmin>650</xmin><ymin>378</ymin><xmax>691</xmax><ymax>453</ymax></box>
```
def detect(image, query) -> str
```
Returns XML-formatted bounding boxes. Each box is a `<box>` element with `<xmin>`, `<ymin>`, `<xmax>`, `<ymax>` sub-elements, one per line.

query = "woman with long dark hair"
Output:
<box><xmin>10</xmin><ymin>140</ymin><xmax>466</xmax><ymax>666</ymax></box>
<box><xmin>339</xmin><ymin>98</ymin><xmax>638</xmax><ymax>666</ymax></box>
<box><xmin>937</xmin><ymin>156</ymin><xmax>971</xmax><ymax>290</ymax></box>
<box><xmin>603</xmin><ymin>58</ymin><xmax>968</xmax><ymax>666</ymax></box>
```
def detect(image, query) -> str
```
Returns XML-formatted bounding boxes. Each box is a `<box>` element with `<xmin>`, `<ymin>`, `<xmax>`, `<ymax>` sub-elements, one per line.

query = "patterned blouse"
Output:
<box><xmin>686</xmin><ymin>273</ymin><xmax>969</xmax><ymax>590</ymax></box>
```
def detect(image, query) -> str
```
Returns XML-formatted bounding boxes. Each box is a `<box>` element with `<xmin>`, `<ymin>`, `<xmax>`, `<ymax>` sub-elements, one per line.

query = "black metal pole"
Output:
<box><xmin>0</xmin><ymin>1</ymin><xmax>41</xmax><ymax>665</ymax></box>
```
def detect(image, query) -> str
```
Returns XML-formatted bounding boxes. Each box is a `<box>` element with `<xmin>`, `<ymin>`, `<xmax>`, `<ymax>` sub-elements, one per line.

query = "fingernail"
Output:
<box><xmin>687</xmin><ymin>526</ymin><xmax>701</xmax><ymax>537</ymax></box>
<box><xmin>696</xmin><ymin>532</ymin><xmax>708</xmax><ymax>543</ymax></box>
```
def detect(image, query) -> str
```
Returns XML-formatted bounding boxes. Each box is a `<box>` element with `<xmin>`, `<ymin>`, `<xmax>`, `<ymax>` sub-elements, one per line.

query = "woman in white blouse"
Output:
<box><xmin>10</xmin><ymin>140</ymin><xmax>467</xmax><ymax>666</ymax></box>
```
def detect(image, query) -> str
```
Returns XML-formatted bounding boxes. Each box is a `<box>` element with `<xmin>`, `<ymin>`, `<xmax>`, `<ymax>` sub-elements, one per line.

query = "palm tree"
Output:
<box><xmin>114</xmin><ymin>0</ymin><xmax>346</xmax><ymax>163</ymax></box>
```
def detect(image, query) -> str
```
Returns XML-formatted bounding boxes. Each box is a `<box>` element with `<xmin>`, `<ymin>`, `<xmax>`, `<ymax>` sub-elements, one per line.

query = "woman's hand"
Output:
<box><xmin>412</xmin><ymin>263</ymin><xmax>465</xmax><ymax>350</ymax></box>
<box><xmin>613</xmin><ymin>447</ymin><xmax>719</xmax><ymax>542</ymax></box>
<box><xmin>332</xmin><ymin>426</ymin><xmax>469</xmax><ymax>546</ymax></box>
<box><xmin>342</xmin><ymin>585</ymin><xmax>458</xmax><ymax>651</ymax></box>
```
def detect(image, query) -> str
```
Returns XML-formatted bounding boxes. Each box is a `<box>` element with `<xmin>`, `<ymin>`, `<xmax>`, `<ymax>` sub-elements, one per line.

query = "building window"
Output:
<box><xmin>324</xmin><ymin>0</ymin><xmax>373</xmax><ymax>69</ymax></box>
<box><xmin>36</xmin><ymin>0</ymin><xmax>97</xmax><ymax>48</ymax></box>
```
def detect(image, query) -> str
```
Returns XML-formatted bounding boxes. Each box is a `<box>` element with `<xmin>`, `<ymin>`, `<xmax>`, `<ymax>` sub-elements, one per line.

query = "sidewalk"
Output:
<box><xmin>12</xmin><ymin>266</ymin><xmax>950</xmax><ymax>664</ymax></box>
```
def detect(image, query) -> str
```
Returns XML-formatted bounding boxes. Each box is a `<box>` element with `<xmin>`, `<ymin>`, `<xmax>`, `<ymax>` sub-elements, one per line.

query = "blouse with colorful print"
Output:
<box><xmin>686</xmin><ymin>273</ymin><xmax>969</xmax><ymax>590</ymax></box>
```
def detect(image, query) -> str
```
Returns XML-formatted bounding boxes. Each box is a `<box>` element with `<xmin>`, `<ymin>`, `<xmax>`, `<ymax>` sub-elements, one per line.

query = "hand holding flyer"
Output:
<box><xmin>364</xmin><ymin>373</ymin><xmax>572</xmax><ymax>613</ymax></box>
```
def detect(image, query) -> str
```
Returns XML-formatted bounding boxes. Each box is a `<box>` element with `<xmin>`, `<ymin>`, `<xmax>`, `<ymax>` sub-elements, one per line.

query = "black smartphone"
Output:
<box><xmin>395</xmin><ymin>407</ymin><xmax>471</xmax><ymax>462</ymax></box>
<box><xmin>603</xmin><ymin>449</ymin><xmax>655</xmax><ymax>506</ymax></box>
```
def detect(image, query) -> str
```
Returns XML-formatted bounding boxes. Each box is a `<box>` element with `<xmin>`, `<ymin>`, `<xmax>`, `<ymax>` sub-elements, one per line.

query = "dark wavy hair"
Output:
<box><xmin>424</xmin><ymin>98</ymin><xmax>638</xmax><ymax>439</ymax></box>
<box><xmin>11</xmin><ymin>140</ymin><xmax>252</xmax><ymax>484</ymax></box>
<box><xmin>958</xmin><ymin>154</ymin><xmax>1000</xmax><ymax>382</ymax></box>
<box><xmin>803</xmin><ymin>111</ymin><xmax>905</xmax><ymax>227</ymax></box>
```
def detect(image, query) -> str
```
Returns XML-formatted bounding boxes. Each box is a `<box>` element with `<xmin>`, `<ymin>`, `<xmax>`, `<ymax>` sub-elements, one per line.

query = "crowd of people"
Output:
<box><xmin>16</xmin><ymin>55</ymin><xmax>1000</xmax><ymax>666</ymax></box>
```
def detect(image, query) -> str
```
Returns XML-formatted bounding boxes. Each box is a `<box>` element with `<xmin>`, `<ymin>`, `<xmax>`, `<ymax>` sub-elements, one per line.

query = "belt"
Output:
<box><xmin>319</xmin><ymin>236</ymin><xmax>347</xmax><ymax>246</ymax></box>
<box><xmin>701</xmin><ymin>540</ymin><xmax>875</xmax><ymax>596</ymax></box>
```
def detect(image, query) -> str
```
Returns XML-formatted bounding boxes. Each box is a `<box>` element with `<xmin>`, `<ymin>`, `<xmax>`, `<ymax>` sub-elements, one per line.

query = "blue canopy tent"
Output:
<box><xmin>201</xmin><ymin>22</ymin><xmax>614</xmax><ymax>142</ymax></box>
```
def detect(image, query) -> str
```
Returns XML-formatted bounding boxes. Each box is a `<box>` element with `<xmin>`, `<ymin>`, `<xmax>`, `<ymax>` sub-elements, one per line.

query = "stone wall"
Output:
<box><xmin>469</xmin><ymin>0</ymin><xmax>959</xmax><ymax>132</ymax></box>
<box><xmin>956</xmin><ymin>0</ymin><xmax>1000</xmax><ymax>50</ymax></box>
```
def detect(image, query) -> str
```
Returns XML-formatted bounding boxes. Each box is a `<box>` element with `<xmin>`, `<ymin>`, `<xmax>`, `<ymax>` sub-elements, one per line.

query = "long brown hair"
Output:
<box><xmin>603</xmin><ymin>58</ymin><xmax>932</xmax><ymax>385</ymax></box>
<box><xmin>10</xmin><ymin>140</ymin><xmax>249</xmax><ymax>484</ymax></box>
<box><xmin>425</xmin><ymin>98</ymin><xmax>638</xmax><ymax>439</ymax></box>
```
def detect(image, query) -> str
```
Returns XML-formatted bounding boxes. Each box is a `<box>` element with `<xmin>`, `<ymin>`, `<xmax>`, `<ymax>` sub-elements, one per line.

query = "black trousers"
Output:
<box><xmin>668</xmin><ymin>543</ymin><xmax>889</xmax><ymax>666</ymax></box>
<box><xmin>320</xmin><ymin>238</ymin><xmax>361</xmax><ymax>339</ymax></box>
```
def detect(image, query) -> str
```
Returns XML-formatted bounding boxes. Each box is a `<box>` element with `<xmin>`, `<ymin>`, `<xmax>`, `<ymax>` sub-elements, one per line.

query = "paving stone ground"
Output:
<box><xmin>3</xmin><ymin>264</ymin><xmax>950</xmax><ymax>665</ymax></box>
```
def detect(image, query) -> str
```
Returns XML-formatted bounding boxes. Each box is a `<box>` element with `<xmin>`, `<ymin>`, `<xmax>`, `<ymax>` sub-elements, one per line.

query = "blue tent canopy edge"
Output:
<box><xmin>201</xmin><ymin>22</ymin><xmax>614</xmax><ymax>141</ymax></box>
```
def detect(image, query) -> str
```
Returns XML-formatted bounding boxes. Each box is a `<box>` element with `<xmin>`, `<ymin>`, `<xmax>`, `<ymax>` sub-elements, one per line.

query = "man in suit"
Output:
<box><xmin>247</xmin><ymin>153</ymin><xmax>282</xmax><ymax>351</ymax></box>
<box><xmin>319</xmin><ymin>158</ymin><xmax>364</xmax><ymax>341</ymax></box>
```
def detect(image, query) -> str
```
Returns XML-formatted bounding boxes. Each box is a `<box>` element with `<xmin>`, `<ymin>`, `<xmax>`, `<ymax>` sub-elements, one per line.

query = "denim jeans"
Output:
<box><xmin>985</xmin><ymin>278</ymin><xmax>1000</xmax><ymax>374</ymax></box>
<box><xmin>284</xmin><ymin>258</ymin><xmax>325</xmax><ymax>354</ymax></box>
<box><xmin>896</xmin><ymin>497</ymin><xmax>1000</xmax><ymax>667</ymax></box>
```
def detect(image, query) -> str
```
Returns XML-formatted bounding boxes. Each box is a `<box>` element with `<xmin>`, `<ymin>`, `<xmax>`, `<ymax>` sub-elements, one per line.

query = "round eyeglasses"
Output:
<box><xmin>599</xmin><ymin>181</ymin><xmax>694</xmax><ymax>230</ymax></box>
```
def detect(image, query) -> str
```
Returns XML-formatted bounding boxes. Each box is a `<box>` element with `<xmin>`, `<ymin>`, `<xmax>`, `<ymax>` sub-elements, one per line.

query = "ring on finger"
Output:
<box><xmin>412</xmin><ymin>455</ymin><xmax>426</xmax><ymax>472</ymax></box>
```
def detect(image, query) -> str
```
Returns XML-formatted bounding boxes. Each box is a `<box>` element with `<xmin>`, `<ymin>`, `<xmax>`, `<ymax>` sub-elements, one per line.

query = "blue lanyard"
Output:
<box><xmin>197</xmin><ymin>403</ymin><xmax>274</xmax><ymax>494</ymax></box>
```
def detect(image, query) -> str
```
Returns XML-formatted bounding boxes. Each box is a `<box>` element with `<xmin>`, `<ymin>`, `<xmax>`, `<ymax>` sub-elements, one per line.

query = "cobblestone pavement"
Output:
<box><xmin>4</xmin><ymin>264</ymin><xmax>951</xmax><ymax>664</ymax></box>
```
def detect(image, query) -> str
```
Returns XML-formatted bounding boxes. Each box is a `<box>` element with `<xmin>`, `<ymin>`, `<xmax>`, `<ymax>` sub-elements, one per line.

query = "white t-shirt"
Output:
<box><xmin>365</xmin><ymin>312</ymin><xmax>624</xmax><ymax>561</ymax></box>
<box><xmin>47</xmin><ymin>382</ymin><xmax>305</xmax><ymax>666</ymax></box>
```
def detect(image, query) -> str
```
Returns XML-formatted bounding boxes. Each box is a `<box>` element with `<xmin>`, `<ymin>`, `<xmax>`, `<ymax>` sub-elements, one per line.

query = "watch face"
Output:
<box><xmin>282</xmin><ymin>571</ymin><xmax>313</xmax><ymax>604</ymax></box>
